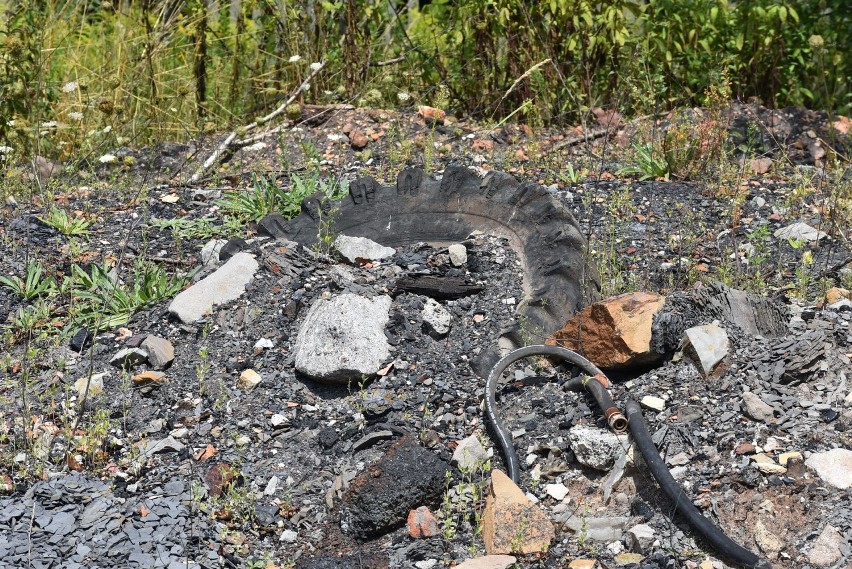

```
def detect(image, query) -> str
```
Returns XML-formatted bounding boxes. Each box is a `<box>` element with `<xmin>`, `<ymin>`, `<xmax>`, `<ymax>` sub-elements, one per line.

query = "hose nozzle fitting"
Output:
<box><xmin>605</xmin><ymin>407</ymin><xmax>628</xmax><ymax>433</ymax></box>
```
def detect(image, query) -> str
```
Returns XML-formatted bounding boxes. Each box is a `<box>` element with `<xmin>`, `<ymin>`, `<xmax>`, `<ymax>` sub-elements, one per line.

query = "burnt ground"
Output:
<box><xmin>0</xmin><ymin>102</ymin><xmax>851</xmax><ymax>569</ymax></box>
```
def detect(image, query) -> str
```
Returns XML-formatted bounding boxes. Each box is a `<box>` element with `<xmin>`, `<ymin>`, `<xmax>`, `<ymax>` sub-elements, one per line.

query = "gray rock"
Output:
<box><xmin>448</xmin><ymin>243</ymin><xmax>468</xmax><ymax>266</ymax></box>
<box><xmin>807</xmin><ymin>525</ymin><xmax>843</xmax><ymax>567</ymax></box>
<box><xmin>110</xmin><ymin>348</ymin><xmax>148</xmax><ymax>369</ymax></box>
<box><xmin>294</xmin><ymin>293</ymin><xmax>392</xmax><ymax>383</ymax></box>
<box><xmin>805</xmin><ymin>448</ymin><xmax>852</xmax><ymax>489</ymax></box>
<box><xmin>558</xmin><ymin>514</ymin><xmax>629</xmax><ymax>541</ymax></box>
<box><xmin>280</xmin><ymin>529</ymin><xmax>298</xmax><ymax>543</ymax></box>
<box><xmin>140</xmin><ymin>336</ymin><xmax>174</xmax><ymax>370</ymax></box>
<box><xmin>683</xmin><ymin>324</ymin><xmax>729</xmax><ymax>377</ymax></box>
<box><xmin>422</xmin><ymin>298</ymin><xmax>452</xmax><ymax>339</ymax></box>
<box><xmin>452</xmin><ymin>434</ymin><xmax>488</xmax><ymax>472</ymax></box>
<box><xmin>334</xmin><ymin>235</ymin><xmax>395</xmax><ymax>263</ymax></box>
<box><xmin>627</xmin><ymin>523</ymin><xmax>655</xmax><ymax>553</ymax></box>
<box><xmin>200</xmin><ymin>239</ymin><xmax>227</xmax><ymax>266</ymax></box>
<box><xmin>453</xmin><ymin>556</ymin><xmax>517</xmax><ymax>569</ymax></box>
<box><xmin>168</xmin><ymin>252</ymin><xmax>259</xmax><ymax>323</ymax></box>
<box><xmin>742</xmin><ymin>392</ymin><xmax>776</xmax><ymax>424</ymax></box>
<box><xmin>568</xmin><ymin>426</ymin><xmax>623</xmax><ymax>470</ymax></box>
<box><xmin>773</xmin><ymin>222</ymin><xmax>827</xmax><ymax>242</ymax></box>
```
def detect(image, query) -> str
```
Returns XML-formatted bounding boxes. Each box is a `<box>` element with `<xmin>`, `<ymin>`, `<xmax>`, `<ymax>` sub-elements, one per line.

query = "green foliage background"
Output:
<box><xmin>0</xmin><ymin>0</ymin><xmax>849</xmax><ymax>154</ymax></box>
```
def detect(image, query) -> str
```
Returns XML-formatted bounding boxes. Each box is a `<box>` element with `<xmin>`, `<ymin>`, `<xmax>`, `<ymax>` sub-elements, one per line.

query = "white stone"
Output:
<box><xmin>808</xmin><ymin>525</ymin><xmax>843</xmax><ymax>567</ymax></box>
<box><xmin>544</xmin><ymin>483</ymin><xmax>569</xmax><ymax>501</ymax></box>
<box><xmin>773</xmin><ymin>221</ymin><xmax>827</xmax><ymax>242</ymax></box>
<box><xmin>640</xmin><ymin>396</ymin><xmax>666</xmax><ymax>412</ymax></box>
<box><xmin>254</xmin><ymin>338</ymin><xmax>274</xmax><ymax>349</ymax></box>
<box><xmin>754</xmin><ymin>520</ymin><xmax>783</xmax><ymax>555</ymax></box>
<box><xmin>334</xmin><ymin>235</ymin><xmax>395</xmax><ymax>263</ymax></box>
<box><xmin>168</xmin><ymin>252</ymin><xmax>259</xmax><ymax>323</ymax></box>
<box><xmin>452</xmin><ymin>434</ymin><xmax>489</xmax><ymax>472</ymax></box>
<box><xmin>568</xmin><ymin>426</ymin><xmax>624</xmax><ymax>471</ymax></box>
<box><xmin>742</xmin><ymin>392</ymin><xmax>775</xmax><ymax>424</ymax></box>
<box><xmin>448</xmin><ymin>243</ymin><xmax>468</xmax><ymax>266</ymax></box>
<box><xmin>280</xmin><ymin>529</ymin><xmax>298</xmax><ymax>543</ymax></box>
<box><xmin>73</xmin><ymin>372</ymin><xmax>107</xmax><ymax>397</ymax></box>
<box><xmin>805</xmin><ymin>448</ymin><xmax>852</xmax><ymax>489</ymax></box>
<box><xmin>264</xmin><ymin>476</ymin><xmax>278</xmax><ymax>495</ymax></box>
<box><xmin>683</xmin><ymin>324</ymin><xmax>729</xmax><ymax>377</ymax></box>
<box><xmin>200</xmin><ymin>239</ymin><xmax>227</xmax><ymax>266</ymax></box>
<box><xmin>422</xmin><ymin>298</ymin><xmax>452</xmax><ymax>338</ymax></box>
<box><xmin>294</xmin><ymin>294</ymin><xmax>392</xmax><ymax>383</ymax></box>
<box><xmin>453</xmin><ymin>556</ymin><xmax>517</xmax><ymax>569</ymax></box>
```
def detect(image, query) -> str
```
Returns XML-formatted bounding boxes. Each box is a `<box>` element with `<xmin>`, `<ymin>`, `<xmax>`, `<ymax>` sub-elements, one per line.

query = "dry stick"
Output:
<box><xmin>188</xmin><ymin>60</ymin><xmax>327</xmax><ymax>184</ymax></box>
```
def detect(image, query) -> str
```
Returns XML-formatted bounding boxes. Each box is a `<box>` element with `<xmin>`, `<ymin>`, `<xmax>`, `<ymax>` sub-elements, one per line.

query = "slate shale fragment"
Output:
<box><xmin>752</xmin><ymin>328</ymin><xmax>827</xmax><ymax>384</ymax></box>
<box><xmin>651</xmin><ymin>282</ymin><xmax>788</xmax><ymax>354</ymax></box>
<box><xmin>341</xmin><ymin>435</ymin><xmax>450</xmax><ymax>540</ymax></box>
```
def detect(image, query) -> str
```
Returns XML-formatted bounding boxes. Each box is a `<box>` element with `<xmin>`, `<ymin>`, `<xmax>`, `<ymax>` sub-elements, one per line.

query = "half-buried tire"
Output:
<box><xmin>258</xmin><ymin>165</ymin><xmax>601</xmax><ymax>364</ymax></box>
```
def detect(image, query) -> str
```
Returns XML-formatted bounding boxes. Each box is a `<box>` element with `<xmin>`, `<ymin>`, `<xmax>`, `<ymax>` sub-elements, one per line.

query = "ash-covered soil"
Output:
<box><xmin>0</xmin><ymin>103</ymin><xmax>851</xmax><ymax>569</ymax></box>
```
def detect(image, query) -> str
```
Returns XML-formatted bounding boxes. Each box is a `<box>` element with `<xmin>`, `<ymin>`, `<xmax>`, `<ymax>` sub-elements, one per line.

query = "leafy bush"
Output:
<box><xmin>0</xmin><ymin>0</ymin><xmax>848</xmax><ymax>155</ymax></box>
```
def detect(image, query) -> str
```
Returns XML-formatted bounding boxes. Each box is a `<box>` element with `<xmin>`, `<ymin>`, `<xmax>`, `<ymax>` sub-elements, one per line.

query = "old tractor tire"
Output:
<box><xmin>258</xmin><ymin>165</ymin><xmax>601</xmax><ymax>355</ymax></box>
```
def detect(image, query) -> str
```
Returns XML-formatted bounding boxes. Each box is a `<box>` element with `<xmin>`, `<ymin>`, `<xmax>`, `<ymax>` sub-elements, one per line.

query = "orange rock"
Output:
<box><xmin>349</xmin><ymin>131</ymin><xmax>369</xmax><ymax>150</ymax></box>
<box><xmin>472</xmin><ymin>139</ymin><xmax>495</xmax><ymax>153</ymax></box>
<box><xmin>749</xmin><ymin>157</ymin><xmax>773</xmax><ymax>174</ymax></box>
<box><xmin>417</xmin><ymin>105</ymin><xmax>446</xmax><ymax>125</ymax></box>
<box><xmin>547</xmin><ymin>291</ymin><xmax>665</xmax><ymax>370</ymax></box>
<box><xmin>481</xmin><ymin>470</ymin><xmax>554</xmax><ymax>555</ymax></box>
<box><xmin>407</xmin><ymin>506</ymin><xmax>439</xmax><ymax>538</ymax></box>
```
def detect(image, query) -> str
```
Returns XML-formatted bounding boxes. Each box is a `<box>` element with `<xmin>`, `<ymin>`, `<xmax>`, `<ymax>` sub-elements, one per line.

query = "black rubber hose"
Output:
<box><xmin>484</xmin><ymin>344</ymin><xmax>625</xmax><ymax>483</ymax></box>
<box><xmin>625</xmin><ymin>399</ymin><xmax>773</xmax><ymax>569</ymax></box>
<box><xmin>484</xmin><ymin>345</ymin><xmax>772</xmax><ymax>569</ymax></box>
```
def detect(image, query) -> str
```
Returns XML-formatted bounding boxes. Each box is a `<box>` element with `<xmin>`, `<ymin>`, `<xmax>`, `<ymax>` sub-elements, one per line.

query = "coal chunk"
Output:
<box><xmin>341</xmin><ymin>435</ymin><xmax>449</xmax><ymax>539</ymax></box>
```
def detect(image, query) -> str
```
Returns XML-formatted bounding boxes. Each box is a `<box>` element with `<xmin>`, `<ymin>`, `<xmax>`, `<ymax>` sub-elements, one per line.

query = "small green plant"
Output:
<box><xmin>37</xmin><ymin>207</ymin><xmax>91</xmax><ymax>236</ymax></box>
<box><xmin>216</xmin><ymin>174</ymin><xmax>292</xmax><ymax>222</ymax></box>
<box><xmin>9</xmin><ymin>300</ymin><xmax>53</xmax><ymax>340</ymax></box>
<box><xmin>0</xmin><ymin>260</ymin><xmax>58</xmax><ymax>300</ymax></box>
<box><xmin>152</xmin><ymin>216</ymin><xmax>243</xmax><ymax>240</ymax></box>
<box><xmin>618</xmin><ymin>142</ymin><xmax>670</xmax><ymax>181</ymax></box>
<box><xmin>62</xmin><ymin>259</ymin><xmax>187</xmax><ymax>330</ymax></box>
<box><xmin>559</xmin><ymin>163</ymin><xmax>585</xmax><ymax>185</ymax></box>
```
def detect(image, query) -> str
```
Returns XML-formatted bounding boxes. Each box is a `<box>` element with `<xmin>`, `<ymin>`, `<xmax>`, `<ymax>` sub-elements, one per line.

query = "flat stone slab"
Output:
<box><xmin>805</xmin><ymin>448</ymin><xmax>852</xmax><ymax>489</ymax></box>
<box><xmin>168</xmin><ymin>252</ymin><xmax>259</xmax><ymax>323</ymax></box>
<box><xmin>683</xmin><ymin>323</ymin><xmax>729</xmax><ymax>377</ymax></box>
<box><xmin>294</xmin><ymin>293</ymin><xmax>392</xmax><ymax>383</ymax></box>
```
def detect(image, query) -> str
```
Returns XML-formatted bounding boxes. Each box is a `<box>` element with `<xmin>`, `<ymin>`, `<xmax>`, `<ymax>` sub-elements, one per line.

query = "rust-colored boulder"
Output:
<box><xmin>407</xmin><ymin>506</ymin><xmax>439</xmax><ymax>538</ymax></box>
<box><xmin>482</xmin><ymin>470</ymin><xmax>554</xmax><ymax>555</ymax></box>
<box><xmin>547</xmin><ymin>291</ymin><xmax>665</xmax><ymax>370</ymax></box>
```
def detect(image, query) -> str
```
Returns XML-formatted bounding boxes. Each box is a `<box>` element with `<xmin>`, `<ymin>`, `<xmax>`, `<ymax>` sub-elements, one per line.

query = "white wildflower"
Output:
<box><xmin>41</xmin><ymin>121</ymin><xmax>58</xmax><ymax>128</ymax></box>
<box><xmin>99</xmin><ymin>153</ymin><xmax>117</xmax><ymax>164</ymax></box>
<box><xmin>397</xmin><ymin>92</ymin><xmax>411</xmax><ymax>102</ymax></box>
<box><xmin>116</xmin><ymin>136</ymin><xmax>128</xmax><ymax>144</ymax></box>
<box><xmin>288</xmin><ymin>55</ymin><xmax>301</xmax><ymax>63</ymax></box>
<box><xmin>7</xmin><ymin>120</ymin><xmax>15</xmax><ymax>127</ymax></box>
<box><xmin>301</xmin><ymin>82</ymin><xmax>310</xmax><ymax>92</ymax></box>
<box><xmin>102</xmin><ymin>125</ymin><xmax>112</xmax><ymax>134</ymax></box>
<box><xmin>310</xmin><ymin>62</ymin><xmax>323</xmax><ymax>72</ymax></box>
<box><xmin>244</xmin><ymin>142</ymin><xmax>267</xmax><ymax>152</ymax></box>
<box><xmin>68</xmin><ymin>111</ymin><xmax>84</xmax><ymax>121</ymax></box>
<box><xmin>62</xmin><ymin>81</ymin><xmax>78</xmax><ymax>93</ymax></box>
